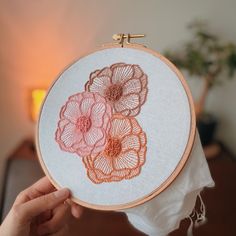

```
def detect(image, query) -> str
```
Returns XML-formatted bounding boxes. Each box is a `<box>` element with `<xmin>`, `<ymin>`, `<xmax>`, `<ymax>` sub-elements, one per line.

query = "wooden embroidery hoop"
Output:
<box><xmin>36</xmin><ymin>34</ymin><xmax>196</xmax><ymax>211</ymax></box>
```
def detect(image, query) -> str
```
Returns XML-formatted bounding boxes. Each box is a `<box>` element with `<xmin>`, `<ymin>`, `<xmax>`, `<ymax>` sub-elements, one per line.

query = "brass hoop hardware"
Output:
<box><xmin>112</xmin><ymin>33</ymin><xmax>145</xmax><ymax>47</ymax></box>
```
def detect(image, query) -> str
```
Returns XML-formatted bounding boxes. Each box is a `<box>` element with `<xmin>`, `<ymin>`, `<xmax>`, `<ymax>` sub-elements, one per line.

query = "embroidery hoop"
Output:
<box><xmin>36</xmin><ymin>37</ymin><xmax>196</xmax><ymax>211</ymax></box>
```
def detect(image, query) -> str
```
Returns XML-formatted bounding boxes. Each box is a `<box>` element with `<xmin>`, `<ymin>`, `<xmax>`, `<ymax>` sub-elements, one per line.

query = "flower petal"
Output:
<box><xmin>141</xmin><ymin>74</ymin><xmax>148</xmax><ymax>88</ymax></box>
<box><xmin>97</xmin><ymin>67</ymin><xmax>112</xmax><ymax>77</ymax></box>
<box><xmin>110</xmin><ymin>116</ymin><xmax>132</xmax><ymax>138</ymax></box>
<box><xmin>82</xmin><ymin>156</ymin><xmax>92</xmax><ymax>169</ymax></box>
<box><xmin>69</xmin><ymin>93</ymin><xmax>83</xmax><ymax>102</ymax></box>
<box><xmin>62</xmin><ymin>101</ymin><xmax>82</xmax><ymax>123</ymax></box>
<box><xmin>119</xmin><ymin>109</ymin><xmax>130</xmax><ymax>116</ymax></box>
<box><xmin>121</xmin><ymin>134</ymin><xmax>141</xmax><ymax>152</ymax></box>
<box><xmin>93</xmin><ymin>155</ymin><xmax>113</xmax><ymax>175</ymax></box>
<box><xmin>138</xmin><ymin>146</ymin><xmax>147</xmax><ymax>166</ymax></box>
<box><xmin>102</xmin><ymin>113</ymin><xmax>111</xmax><ymax>133</ymax></box>
<box><xmin>57</xmin><ymin>119</ymin><xmax>70</xmax><ymax>132</ymax></box>
<box><xmin>139</xmin><ymin>87</ymin><xmax>148</xmax><ymax>105</ymax></box>
<box><xmin>93</xmin><ymin>129</ymin><xmax>107</xmax><ymax>145</ymax></box>
<box><xmin>92</xmin><ymin>136</ymin><xmax>107</xmax><ymax>154</ymax></box>
<box><xmin>111</xmin><ymin>64</ymin><xmax>134</xmax><ymax>84</ymax></box>
<box><xmin>125</xmin><ymin>167</ymin><xmax>141</xmax><ymax>179</ymax></box>
<box><xmin>80</xmin><ymin>97</ymin><xmax>94</xmax><ymax>116</ymax></box>
<box><xmin>89</xmin><ymin>69</ymin><xmax>100</xmax><ymax>81</ymax></box>
<box><xmin>76</xmin><ymin>138</ymin><xmax>100</xmax><ymax>157</ymax></box>
<box><xmin>130</xmin><ymin>118</ymin><xmax>142</xmax><ymax>134</ymax></box>
<box><xmin>127</xmin><ymin>107</ymin><xmax>141</xmax><ymax>117</ymax></box>
<box><xmin>88</xmin><ymin>76</ymin><xmax>111</xmax><ymax>94</ymax></box>
<box><xmin>111</xmin><ymin>62</ymin><xmax>126</xmax><ymax>69</ymax></box>
<box><xmin>133</xmin><ymin>65</ymin><xmax>144</xmax><ymax>78</ymax></box>
<box><xmin>111</xmin><ymin>169</ymin><xmax>131</xmax><ymax>178</ymax></box>
<box><xmin>139</xmin><ymin>131</ymin><xmax>147</xmax><ymax>146</ymax></box>
<box><xmin>93</xmin><ymin>92</ymin><xmax>107</xmax><ymax>103</ymax></box>
<box><xmin>114</xmin><ymin>150</ymin><xmax>139</xmax><ymax>170</ymax></box>
<box><xmin>122</xmin><ymin>78</ymin><xmax>142</xmax><ymax>95</ymax></box>
<box><xmin>84</xmin><ymin>127</ymin><xmax>104</xmax><ymax>146</ymax></box>
<box><xmin>93</xmin><ymin>169</ymin><xmax>123</xmax><ymax>183</ymax></box>
<box><xmin>90</xmin><ymin>102</ymin><xmax>106</xmax><ymax>127</ymax></box>
<box><xmin>60</xmin><ymin>123</ymin><xmax>83</xmax><ymax>148</ymax></box>
<box><xmin>114</xmin><ymin>93</ymin><xmax>140</xmax><ymax>113</ymax></box>
<box><xmin>87</xmin><ymin>169</ymin><xmax>103</xmax><ymax>184</ymax></box>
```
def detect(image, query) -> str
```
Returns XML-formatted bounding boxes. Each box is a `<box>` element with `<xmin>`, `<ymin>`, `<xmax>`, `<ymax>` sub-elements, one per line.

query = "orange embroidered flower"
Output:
<box><xmin>82</xmin><ymin>114</ymin><xmax>147</xmax><ymax>184</ymax></box>
<box><xmin>85</xmin><ymin>63</ymin><xmax>148</xmax><ymax>117</ymax></box>
<box><xmin>55</xmin><ymin>92</ymin><xmax>112</xmax><ymax>157</ymax></box>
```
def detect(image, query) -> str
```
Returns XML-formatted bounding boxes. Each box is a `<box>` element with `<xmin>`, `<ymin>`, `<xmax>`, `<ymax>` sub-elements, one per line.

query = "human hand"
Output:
<box><xmin>0</xmin><ymin>177</ymin><xmax>82</xmax><ymax>236</ymax></box>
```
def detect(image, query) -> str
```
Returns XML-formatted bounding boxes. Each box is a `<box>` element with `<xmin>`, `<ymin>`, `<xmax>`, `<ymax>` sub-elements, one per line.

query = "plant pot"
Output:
<box><xmin>197</xmin><ymin>113</ymin><xmax>218</xmax><ymax>146</ymax></box>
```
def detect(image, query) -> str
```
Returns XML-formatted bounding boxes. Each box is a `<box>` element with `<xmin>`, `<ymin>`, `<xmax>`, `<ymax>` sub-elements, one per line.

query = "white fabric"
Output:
<box><xmin>38</xmin><ymin>47</ymin><xmax>192</xmax><ymax>206</ymax></box>
<box><xmin>123</xmin><ymin>132</ymin><xmax>214</xmax><ymax>236</ymax></box>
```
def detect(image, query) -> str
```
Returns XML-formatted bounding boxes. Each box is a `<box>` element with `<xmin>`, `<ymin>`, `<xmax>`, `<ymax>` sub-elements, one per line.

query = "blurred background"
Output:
<box><xmin>0</xmin><ymin>0</ymin><xmax>236</xmax><ymax>235</ymax></box>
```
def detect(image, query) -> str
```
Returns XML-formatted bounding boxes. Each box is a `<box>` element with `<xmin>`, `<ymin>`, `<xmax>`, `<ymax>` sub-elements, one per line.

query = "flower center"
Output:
<box><xmin>76</xmin><ymin>116</ymin><xmax>92</xmax><ymax>133</ymax></box>
<box><xmin>104</xmin><ymin>138</ymin><xmax>122</xmax><ymax>158</ymax></box>
<box><xmin>105</xmin><ymin>84</ymin><xmax>123</xmax><ymax>102</ymax></box>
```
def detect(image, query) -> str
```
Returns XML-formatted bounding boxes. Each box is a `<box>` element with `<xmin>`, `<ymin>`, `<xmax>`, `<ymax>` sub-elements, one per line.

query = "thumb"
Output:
<box><xmin>13</xmin><ymin>188</ymin><xmax>70</xmax><ymax>224</ymax></box>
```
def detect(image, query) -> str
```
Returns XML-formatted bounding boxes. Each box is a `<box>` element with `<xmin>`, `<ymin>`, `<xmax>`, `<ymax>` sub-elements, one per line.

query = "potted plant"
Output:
<box><xmin>165</xmin><ymin>21</ymin><xmax>236</xmax><ymax>145</ymax></box>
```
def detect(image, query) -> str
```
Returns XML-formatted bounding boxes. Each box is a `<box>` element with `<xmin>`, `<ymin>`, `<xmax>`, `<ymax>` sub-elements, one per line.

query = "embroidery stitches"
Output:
<box><xmin>82</xmin><ymin>114</ymin><xmax>147</xmax><ymax>184</ymax></box>
<box><xmin>55</xmin><ymin>92</ymin><xmax>112</xmax><ymax>157</ymax></box>
<box><xmin>55</xmin><ymin>62</ymin><xmax>148</xmax><ymax>184</ymax></box>
<box><xmin>85</xmin><ymin>63</ymin><xmax>148</xmax><ymax>117</ymax></box>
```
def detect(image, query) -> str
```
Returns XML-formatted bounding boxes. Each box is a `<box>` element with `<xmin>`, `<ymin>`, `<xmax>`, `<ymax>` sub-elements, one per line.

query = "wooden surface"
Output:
<box><xmin>5</xmin><ymin>140</ymin><xmax>236</xmax><ymax>235</ymax></box>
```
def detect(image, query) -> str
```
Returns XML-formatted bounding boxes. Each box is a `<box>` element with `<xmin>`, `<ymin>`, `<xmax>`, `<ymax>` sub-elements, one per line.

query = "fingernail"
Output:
<box><xmin>72</xmin><ymin>207</ymin><xmax>82</xmax><ymax>218</ymax></box>
<box><xmin>54</xmin><ymin>188</ymin><xmax>70</xmax><ymax>198</ymax></box>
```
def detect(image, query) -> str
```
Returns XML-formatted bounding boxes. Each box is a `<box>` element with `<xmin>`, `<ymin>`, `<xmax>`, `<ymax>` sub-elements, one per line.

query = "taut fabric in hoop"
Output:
<box><xmin>37</xmin><ymin>44</ymin><xmax>197</xmax><ymax>210</ymax></box>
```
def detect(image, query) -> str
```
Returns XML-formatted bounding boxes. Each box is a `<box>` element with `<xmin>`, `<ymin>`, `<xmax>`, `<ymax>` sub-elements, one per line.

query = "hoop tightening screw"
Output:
<box><xmin>112</xmin><ymin>34</ymin><xmax>145</xmax><ymax>47</ymax></box>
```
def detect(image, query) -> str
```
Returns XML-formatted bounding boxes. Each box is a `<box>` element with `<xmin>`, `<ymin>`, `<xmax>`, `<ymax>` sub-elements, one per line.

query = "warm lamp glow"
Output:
<box><xmin>30</xmin><ymin>89</ymin><xmax>47</xmax><ymax>122</ymax></box>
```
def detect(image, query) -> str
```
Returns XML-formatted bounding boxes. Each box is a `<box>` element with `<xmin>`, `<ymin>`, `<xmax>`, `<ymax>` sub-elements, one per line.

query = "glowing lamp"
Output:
<box><xmin>30</xmin><ymin>89</ymin><xmax>47</xmax><ymax>122</ymax></box>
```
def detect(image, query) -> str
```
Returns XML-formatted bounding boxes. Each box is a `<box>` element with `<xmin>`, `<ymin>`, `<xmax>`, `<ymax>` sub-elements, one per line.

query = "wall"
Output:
<box><xmin>0</xmin><ymin>0</ymin><xmax>236</xmax><ymax>164</ymax></box>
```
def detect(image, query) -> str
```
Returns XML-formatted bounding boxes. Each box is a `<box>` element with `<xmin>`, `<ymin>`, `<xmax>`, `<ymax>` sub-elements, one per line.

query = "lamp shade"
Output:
<box><xmin>30</xmin><ymin>89</ymin><xmax>46</xmax><ymax>122</ymax></box>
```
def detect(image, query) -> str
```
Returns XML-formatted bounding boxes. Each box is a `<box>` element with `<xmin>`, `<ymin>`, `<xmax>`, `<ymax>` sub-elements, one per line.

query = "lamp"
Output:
<box><xmin>30</xmin><ymin>89</ymin><xmax>47</xmax><ymax>122</ymax></box>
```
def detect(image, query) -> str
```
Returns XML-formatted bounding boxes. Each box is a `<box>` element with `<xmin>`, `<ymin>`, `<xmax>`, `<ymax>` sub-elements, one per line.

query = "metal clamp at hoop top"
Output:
<box><xmin>112</xmin><ymin>33</ymin><xmax>146</xmax><ymax>47</ymax></box>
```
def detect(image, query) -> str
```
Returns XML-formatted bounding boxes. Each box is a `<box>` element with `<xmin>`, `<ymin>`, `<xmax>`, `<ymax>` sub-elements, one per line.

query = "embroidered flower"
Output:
<box><xmin>55</xmin><ymin>92</ymin><xmax>112</xmax><ymax>157</ymax></box>
<box><xmin>85</xmin><ymin>63</ymin><xmax>148</xmax><ymax>117</ymax></box>
<box><xmin>82</xmin><ymin>114</ymin><xmax>147</xmax><ymax>184</ymax></box>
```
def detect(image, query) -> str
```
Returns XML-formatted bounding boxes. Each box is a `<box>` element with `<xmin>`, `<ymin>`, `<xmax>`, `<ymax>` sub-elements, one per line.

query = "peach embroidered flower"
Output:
<box><xmin>85</xmin><ymin>63</ymin><xmax>148</xmax><ymax>117</ymax></box>
<box><xmin>55</xmin><ymin>92</ymin><xmax>112</xmax><ymax>157</ymax></box>
<box><xmin>82</xmin><ymin>114</ymin><xmax>147</xmax><ymax>184</ymax></box>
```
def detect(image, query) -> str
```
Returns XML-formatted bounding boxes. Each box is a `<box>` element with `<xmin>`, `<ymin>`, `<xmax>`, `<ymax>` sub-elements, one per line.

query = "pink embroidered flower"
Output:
<box><xmin>82</xmin><ymin>114</ymin><xmax>147</xmax><ymax>184</ymax></box>
<box><xmin>55</xmin><ymin>92</ymin><xmax>112</xmax><ymax>157</ymax></box>
<box><xmin>85</xmin><ymin>63</ymin><xmax>148</xmax><ymax>117</ymax></box>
